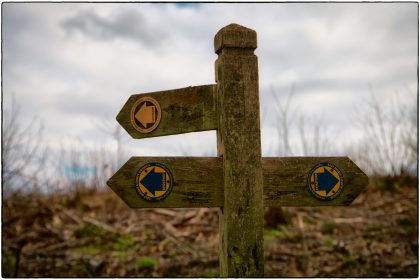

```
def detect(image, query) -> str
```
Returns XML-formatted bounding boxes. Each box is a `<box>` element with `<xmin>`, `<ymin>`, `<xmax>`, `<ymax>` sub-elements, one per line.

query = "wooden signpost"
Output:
<box><xmin>107</xmin><ymin>23</ymin><xmax>368</xmax><ymax>277</ymax></box>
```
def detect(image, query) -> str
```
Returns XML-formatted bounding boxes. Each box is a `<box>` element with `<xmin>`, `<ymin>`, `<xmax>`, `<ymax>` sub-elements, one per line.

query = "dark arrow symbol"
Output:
<box><xmin>140</xmin><ymin>168</ymin><xmax>165</xmax><ymax>195</ymax></box>
<box><xmin>316</xmin><ymin>168</ymin><xmax>339</xmax><ymax>195</ymax></box>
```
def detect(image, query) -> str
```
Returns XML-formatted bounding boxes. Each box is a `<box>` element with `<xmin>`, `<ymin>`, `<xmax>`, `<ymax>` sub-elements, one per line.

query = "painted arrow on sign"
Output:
<box><xmin>140</xmin><ymin>168</ymin><xmax>165</xmax><ymax>195</ymax></box>
<box><xmin>117</xmin><ymin>85</ymin><xmax>216</xmax><ymax>139</ymax></box>
<box><xmin>107</xmin><ymin>156</ymin><xmax>368</xmax><ymax>208</ymax></box>
<box><xmin>316</xmin><ymin>168</ymin><xmax>339</xmax><ymax>194</ymax></box>
<box><xmin>135</xmin><ymin>103</ymin><xmax>157</xmax><ymax>127</ymax></box>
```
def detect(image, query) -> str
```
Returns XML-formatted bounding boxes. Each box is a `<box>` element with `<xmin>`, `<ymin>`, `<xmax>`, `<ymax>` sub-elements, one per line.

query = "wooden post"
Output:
<box><xmin>215</xmin><ymin>24</ymin><xmax>264</xmax><ymax>277</ymax></box>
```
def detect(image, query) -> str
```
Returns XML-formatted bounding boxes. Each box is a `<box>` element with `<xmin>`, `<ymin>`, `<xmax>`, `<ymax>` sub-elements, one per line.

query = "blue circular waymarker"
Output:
<box><xmin>134</xmin><ymin>162</ymin><xmax>174</xmax><ymax>202</ymax></box>
<box><xmin>307</xmin><ymin>162</ymin><xmax>344</xmax><ymax>201</ymax></box>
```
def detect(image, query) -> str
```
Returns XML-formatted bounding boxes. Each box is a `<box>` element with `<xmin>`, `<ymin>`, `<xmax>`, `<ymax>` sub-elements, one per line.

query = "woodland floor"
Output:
<box><xmin>2</xmin><ymin>177</ymin><xmax>418</xmax><ymax>277</ymax></box>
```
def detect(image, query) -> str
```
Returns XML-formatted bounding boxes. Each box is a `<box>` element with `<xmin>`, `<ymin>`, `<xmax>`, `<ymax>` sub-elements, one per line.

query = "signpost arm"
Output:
<box><xmin>215</xmin><ymin>24</ymin><xmax>264</xmax><ymax>277</ymax></box>
<box><xmin>117</xmin><ymin>85</ymin><xmax>217</xmax><ymax>139</ymax></box>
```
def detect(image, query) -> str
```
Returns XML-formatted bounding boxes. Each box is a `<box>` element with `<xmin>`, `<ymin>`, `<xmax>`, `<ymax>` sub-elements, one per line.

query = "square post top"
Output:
<box><xmin>214</xmin><ymin>23</ymin><xmax>257</xmax><ymax>54</ymax></box>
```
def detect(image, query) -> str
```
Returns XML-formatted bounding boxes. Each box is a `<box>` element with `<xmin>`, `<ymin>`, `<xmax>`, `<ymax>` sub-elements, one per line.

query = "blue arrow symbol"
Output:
<box><xmin>316</xmin><ymin>168</ymin><xmax>339</xmax><ymax>195</ymax></box>
<box><xmin>140</xmin><ymin>168</ymin><xmax>165</xmax><ymax>195</ymax></box>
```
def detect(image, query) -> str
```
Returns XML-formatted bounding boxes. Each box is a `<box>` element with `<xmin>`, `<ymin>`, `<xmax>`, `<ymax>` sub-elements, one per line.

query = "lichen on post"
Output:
<box><xmin>215</xmin><ymin>23</ymin><xmax>264</xmax><ymax>277</ymax></box>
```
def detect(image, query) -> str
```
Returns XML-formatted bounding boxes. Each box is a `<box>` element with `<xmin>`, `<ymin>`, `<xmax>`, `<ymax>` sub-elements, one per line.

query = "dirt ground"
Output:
<box><xmin>2</xmin><ymin>178</ymin><xmax>418</xmax><ymax>277</ymax></box>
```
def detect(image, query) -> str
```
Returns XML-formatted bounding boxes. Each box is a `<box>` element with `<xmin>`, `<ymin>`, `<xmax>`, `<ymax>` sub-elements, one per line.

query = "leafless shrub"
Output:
<box><xmin>2</xmin><ymin>95</ymin><xmax>48</xmax><ymax>196</ymax></box>
<box><xmin>350</xmin><ymin>85</ymin><xmax>417</xmax><ymax>176</ymax></box>
<box><xmin>297</xmin><ymin>113</ymin><xmax>336</xmax><ymax>156</ymax></box>
<box><xmin>270</xmin><ymin>84</ymin><xmax>336</xmax><ymax>156</ymax></box>
<box><xmin>51</xmin><ymin>138</ymin><xmax>119</xmax><ymax>193</ymax></box>
<box><xmin>271</xmin><ymin>84</ymin><xmax>296</xmax><ymax>156</ymax></box>
<box><xmin>93</xmin><ymin>118</ymin><xmax>129</xmax><ymax>168</ymax></box>
<box><xmin>50</xmin><ymin>118</ymin><xmax>128</xmax><ymax>193</ymax></box>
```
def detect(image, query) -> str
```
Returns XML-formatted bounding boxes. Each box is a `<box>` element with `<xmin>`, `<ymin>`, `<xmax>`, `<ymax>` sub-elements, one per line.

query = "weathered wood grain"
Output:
<box><xmin>215</xmin><ymin>24</ymin><xmax>264</xmax><ymax>277</ymax></box>
<box><xmin>107</xmin><ymin>157</ymin><xmax>223</xmax><ymax>208</ymax></box>
<box><xmin>117</xmin><ymin>85</ymin><xmax>216</xmax><ymax>139</ymax></box>
<box><xmin>107</xmin><ymin>157</ymin><xmax>368</xmax><ymax>208</ymax></box>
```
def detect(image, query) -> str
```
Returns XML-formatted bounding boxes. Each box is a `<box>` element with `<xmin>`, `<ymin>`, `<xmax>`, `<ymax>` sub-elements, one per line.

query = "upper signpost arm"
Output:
<box><xmin>117</xmin><ymin>84</ymin><xmax>217</xmax><ymax>139</ymax></box>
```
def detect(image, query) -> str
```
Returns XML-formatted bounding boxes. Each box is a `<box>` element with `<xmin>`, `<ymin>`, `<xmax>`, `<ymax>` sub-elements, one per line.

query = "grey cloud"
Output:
<box><xmin>259</xmin><ymin>4</ymin><xmax>417</xmax><ymax>94</ymax></box>
<box><xmin>61</xmin><ymin>9</ymin><xmax>167</xmax><ymax>47</ymax></box>
<box><xmin>50</xmin><ymin>89</ymin><xmax>119</xmax><ymax>119</ymax></box>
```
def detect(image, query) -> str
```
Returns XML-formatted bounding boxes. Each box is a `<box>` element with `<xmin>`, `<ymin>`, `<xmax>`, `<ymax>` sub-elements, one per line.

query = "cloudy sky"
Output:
<box><xmin>2</xmin><ymin>3</ymin><xmax>418</xmax><ymax>163</ymax></box>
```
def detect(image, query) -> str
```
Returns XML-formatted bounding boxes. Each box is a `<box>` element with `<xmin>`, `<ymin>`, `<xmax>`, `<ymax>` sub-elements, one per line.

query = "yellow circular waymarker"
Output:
<box><xmin>131</xmin><ymin>96</ymin><xmax>161</xmax><ymax>133</ymax></box>
<box><xmin>307</xmin><ymin>162</ymin><xmax>344</xmax><ymax>201</ymax></box>
<box><xmin>135</xmin><ymin>162</ymin><xmax>173</xmax><ymax>202</ymax></box>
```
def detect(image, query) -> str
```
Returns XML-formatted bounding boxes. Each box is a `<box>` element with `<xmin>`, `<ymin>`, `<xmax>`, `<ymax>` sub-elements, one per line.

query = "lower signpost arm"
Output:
<box><xmin>107</xmin><ymin>156</ymin><xmax>368</xmax><ymax>208</ymax></box>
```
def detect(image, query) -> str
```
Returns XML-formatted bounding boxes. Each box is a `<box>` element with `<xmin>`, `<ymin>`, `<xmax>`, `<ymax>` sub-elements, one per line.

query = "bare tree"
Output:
<box><xmin>2</xmin><ymin>95</ymin><xmax>48</xmax><ymax>195</ymax></box>
<box><xmin>51</xmin><ymin>117</ymin><xmax>129</xmax><ymax>193</ymax></box>
<box><xmin>297</xmin><ymin>113</ymin><xmax>336</xmax><ymax>156</ymax></box>
<box><xmin>93</xmin><ymin>118</ymin><xmax>129</xmax><ymax>168</ymax></box>
<box><xmin>401</xmin><ymin>85</ymin><xmax>417</xmax><ymax>172</ymax></box>
<box><xmin>351</xmin><ymin>85</ymin><xmax>417</xmax><ymax>176</ymax></box>
<box><xmin>271</xmin><ymin>83</ymin><xmax>297</xmax><ymax>156</ymax></box>
<box><xmin>270</xmin><ymin>84</ymin><xmax>336</xmax><ymax>156</ymax></box>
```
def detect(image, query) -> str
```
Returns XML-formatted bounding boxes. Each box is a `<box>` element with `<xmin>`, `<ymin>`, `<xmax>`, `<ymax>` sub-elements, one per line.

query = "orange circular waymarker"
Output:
<box><xmin>131</xmin><ymin>96</ymin><xmax>161</xmax><ymax>133</ymax></box>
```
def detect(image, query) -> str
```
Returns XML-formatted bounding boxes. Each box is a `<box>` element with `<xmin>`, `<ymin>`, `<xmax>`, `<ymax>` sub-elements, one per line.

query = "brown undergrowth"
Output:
<box><xmin>2</xmin><ymin>177</ymin><xmax>418</xmax><ymax>277</ymax></box>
